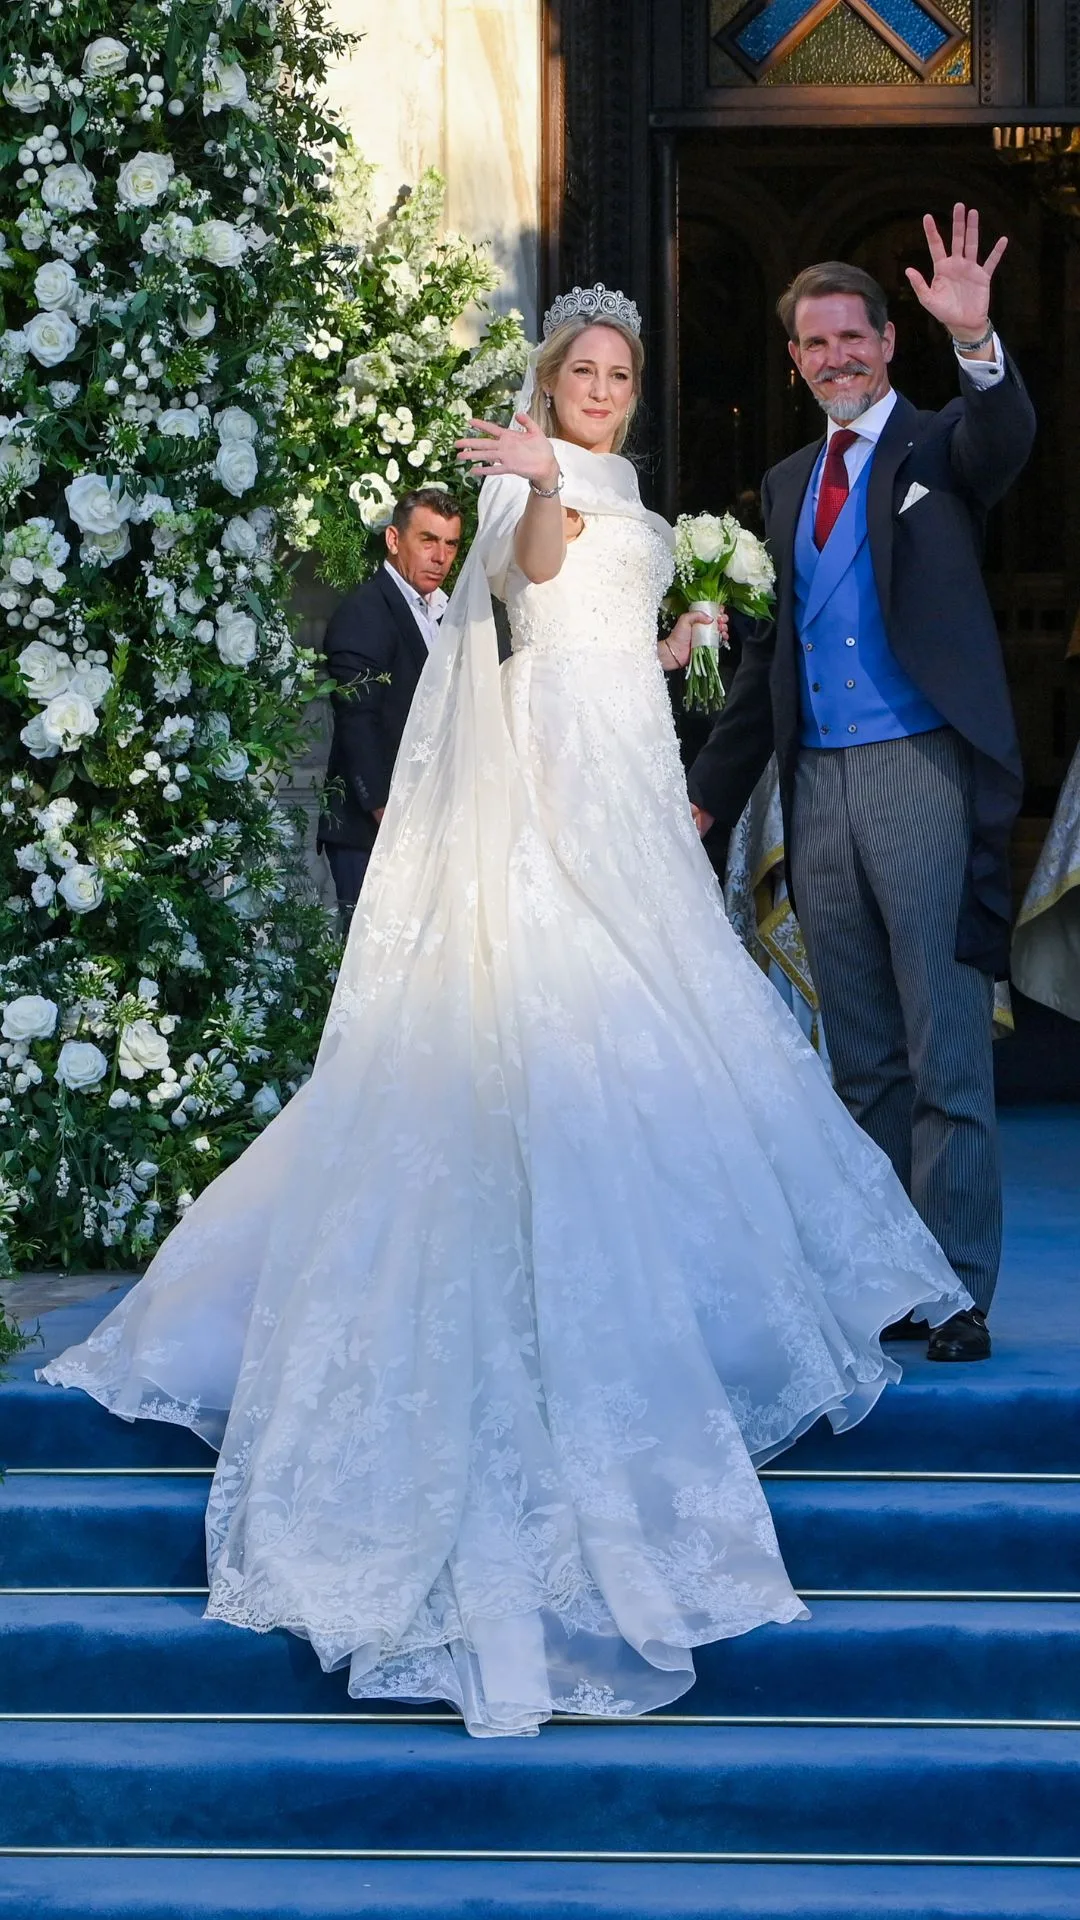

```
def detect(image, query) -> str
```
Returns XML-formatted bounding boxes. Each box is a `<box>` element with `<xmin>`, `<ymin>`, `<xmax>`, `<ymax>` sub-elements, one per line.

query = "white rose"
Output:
<box><xmin>65</xmin><ymin>473</ymin><xmax>133</xmax><ymax>535</ymax></box>
<box><xmin>18</xmin><ymin>640</ymin><xmax>73</xmax><ymax>702</ymax></box>
<box><xmin>220</xmin><ymin>515</ymin><xmax>258</xmax><ymax>559</ymax></box>
<box><xmin>180</xmin><ymin>304</ymin><xmax>216</xmax><ymax>339</ymax></box>
<box><xmin>203</xmin><ymin>55</ymin><xmax>249</xmax><ymax>114</ymax></box>
<box><xmin>41</xmin><ymin>163</ymin><xmax>97</xmax><ymax>216</ymax></box>
<box><xmin>117</xmin><ymin>1018</ymin><xmax>170</xmax><ymax>1080</ymax></box>
<box><xmin>349</xmin><ymin>474</ymin><xmax>395</xmax><ymax>531</ymax></box>
<box><xmin>216</xmin><ymin>744</ymin><xmax>250</xmax><ymax>781</ymax></box>
<box><xmin>55</xmin><ymin>1039</ymin><xmax>109</xmax><ymax>1091</ymax></box>
<box><xmin>83</xmin><ymin>524</ymin><xmax>130</xmax><ymax>567</ymax></box>
<box><xmin>4</xmin><ymin>76</ymin><xmax>42</xmax><ymax>114</ymax></box>
<box><xmin>0</xmin><ymin>438</ymin><xmax>40</xmax><ymax>489</ymax></box>
<box><xmin>196</xmin><ymin>220</ymin><xmax>246</xmax><ymax>267</ymax></box>
<box><xmin>215</xmin><ymin>610</ymin><xmax>258</xmax><ymax>668</ymax></box>
<box><xmin>75</xmin><ymin>663</ymin><xmax>112</xmax><ymax>706</ymax></box>
<box><xmin>31</xmin><ymin>872</ymin><xmax>56</xmax><ymax>908</ymax></box>
<box><xmin>42</xmin><ymin>690</ymin><xmax>99</xmax><ymax>749</ymax></box>
<box><xmin>157</xmin><ymin>407</ymin><xmax>202</xmax><ymax>439</ymax></box>
<box><xmin>215</xmin><ymin>440</ymin><xmax>258</xmax><ymax>497</ymax></box>
<box><xmin>725</xmin><ymin>526</ymin><xmax>775</xmax><ymax>594</ymax></box>
<box><xmin>57</xmin><ymin>863</ymin><xmax>104</xmax><ymax>913</ymax></box>
<box><xmin>116</xmin><ymin>151</ymin><xmax>174</xmax><ymax>211</ymax></box>
<box><xmin>19</xmin><ymin>713</ymin><xmax>60</xmax><ymax>760</ymax></box>
<box><xmin>82</xmin><ymin>37</ymin><xmax>129</xmax><ymax>78</ymax></box>
<box><xmin>34</xmin><ymin>260</ymin><xmax>79</xmax><ymax>312</ymax></box>
<box><xmin>25</xmin><ymin>311</ymin><xmax>79</xmax><ymax>369</ymax></box>
<box><xmin>214</xmin><ymin>406</ymin><xmax>257</xmax><ymax>444</ymax></box>
<box><xmin>687</xmin><ymin>514</ymin><xmax>728</xmax><ymax>565</ymax></box>
<box><xmin>1</xmin><ymin>994</ymin><xmax>58</xmax><ymax>1041</ymax></box>
<box><xmin>251</xmin><ymin>1083</ymin><xmax>280</xmax><ymax>1121</ymax></box>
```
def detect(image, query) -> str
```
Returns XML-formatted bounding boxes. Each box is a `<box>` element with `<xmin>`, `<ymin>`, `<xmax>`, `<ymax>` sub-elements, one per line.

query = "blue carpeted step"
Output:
<box><xmin>3</xmin><ymin>1472</ymin><xmax>1077</xmax><ymax>1594</ymax></box>
<box><xmin>2</xmin><ymin>1594</ymin><xmax>1077</xmax><ymax>1721</ymax></box>
<box><xmin>1</xmin><ymin>1722</ymin><xmax>1077</xmax><ymax>1854</ymax></box>
<box><xmin>1</xmin><ymin>1859</ymin><xmax>1078</xmax><ymax>1919</ymax></box>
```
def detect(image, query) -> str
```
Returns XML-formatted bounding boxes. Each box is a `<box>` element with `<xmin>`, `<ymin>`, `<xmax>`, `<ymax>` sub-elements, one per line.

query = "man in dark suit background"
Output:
<box><xmin>318</xmin><ymin>487</ymin><xmax>462</xmax><ymax>920</ymax></box>
<box><xmin>688</xmin><ymin>206</ymin><xmax>1035</xmax><ymax>1361</ymax></box>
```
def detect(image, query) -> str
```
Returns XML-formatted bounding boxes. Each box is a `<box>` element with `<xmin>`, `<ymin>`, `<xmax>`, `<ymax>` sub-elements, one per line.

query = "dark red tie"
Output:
<box><xmin>813</xmin><ymin>428</ymin><xmax>858</xmax><ymax>550</ymax></box>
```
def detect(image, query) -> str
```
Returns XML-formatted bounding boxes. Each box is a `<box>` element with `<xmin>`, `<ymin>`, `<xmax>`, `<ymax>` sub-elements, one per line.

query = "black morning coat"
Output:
<box><xmin>317</xmin><ymin>565</ymin><xmax>430</xmax><ymax>856</ymax></box>
<box><xmin>687</xmin><ymin>356</ymin><xmax>1037</xmax><ymax>976</ymax></box>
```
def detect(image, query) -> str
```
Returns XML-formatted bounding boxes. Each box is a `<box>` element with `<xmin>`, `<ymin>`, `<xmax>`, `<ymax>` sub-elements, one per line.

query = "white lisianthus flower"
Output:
<box><xmin>47</xmin><ymin>380</ymin><xmax>80</xmax><ymax>408</ymax></box>
<box><xmin>117</xmin><ymin>1019</ymin><xmax>170</xmax><ymax>1080</ymax></box>
<box><xmin>41</xmin><ymin>163</ymin><xmax>97</xmax><ymax>216</ymax></box>
<box><xmin>215</xmin><ymin>609</ymin><xmax>257</xmax><ymax>668</ymax></box>
<box><xmin>203</xmin><ymin>55</ymin><xmax>249</xmax><ymax>114</ymax></box>
<box><xmin>82</xmin><ymin>37</ymin><xmax>129</xmax><ymax>78</ymax></box>
<box><xmin>19</xmin><ymin>712</ymin><xmax>60</xmax><ymax>760</ymax></box>
<box><xmin>55</xmin><ymin>1039</ymin><xmax>109</xmax><ymax>1091</ymax></box>
<box><xmin>57</xmin><ymin>863</ymin><xmax>104</xmax><ymax>913</ymax></box>
<box><xmin>15</xmin><ymin>843</ymin><xmax>47</xmax><ymax>872</ymax></box>
<box><xmin>25</xmin><ymin>310</ymin><xmax>79</xmax><ymax>368</ymax></box>
<box><xmin>35</xmin><ymin>797</ymin><xmax>78</xmax><ymax>832</ymax></box>
<box><xmin>725</xmin><ymin>525</ymin><xmax>776</xmax><ymax>594</ymax></box>
<box><xmin>3</xmin><ymin>76</ymin><xmax>42</xmax><ymax>114</ymax></box>
<box><xmin>17</xmin><ymin>640</ymin><xmax>73</xmax><ymax>702</ymax></box>
<box><xmin>65</xmin><ymin>473</ymin><xmax>133</xmax><ymax>535</ymax></box>
<box><xmin>214</xmin><ymin>406</ymin><xmax>257</xmax><ymax>443</ymax></box>
<box><xmin>215</xmin><ymin>439</ymin><xmax>258</xmax><ymax>496</ymax></box>
<box><xmin>196</xmin><ymin>219</ymin><xmax>246</xmax><ymax>267</ymax></box>
<box><xmin>116</xmin><ymin>151</ymin><xmax>175</xmax><ymax>211</ymax></box>
<box><xmin>1</xmin><ymin>994</ymin><xmax>58</xmax><ymax>1041</ymax></box>
<box><xmin>251</xmin><ymin>1083</ymin><xmax>281</xmax><ymax>1121</ymax></box>
<box><xmin>41</xmin><ymin>689</ymin><xmax>99</xmax><ymax>749</ymax></box>
<box><xmin>82</xmin><ymin>523</ymin><xmax>130</xmax><ymax>567</ymax></box>
<box><xmin>157</xmin><ymin>406</ymin><xmax>203</xmax><ymax>439</ymax></box>
<box><xmin>34</xmin><ymin>260</ymin><xmax>79</xmax><ymax>312</ymax></box>
<box><xmin>31</xmin><ymin>872</ymin><xmax>56</xmax><ymax>908</ymax></box>
<box><xmin>221</xmin><ymin>515</ymin><xmax>258</xmax><ymax>559</ymax></box>
<box><xmin>216</xmin><ymin>744</ymin><xmax>250</xmax><ymax>781</ymax></box>
<box><xmin>180</xmin><ymin>304</ymin><xmax>216</xmax><ymax>338</ymax></box>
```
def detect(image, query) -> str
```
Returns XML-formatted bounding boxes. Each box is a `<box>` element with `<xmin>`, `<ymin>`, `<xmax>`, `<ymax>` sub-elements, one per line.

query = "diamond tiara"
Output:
<box><xmin>542</xmin><ymin>282</ymin><xmax>642</xmax><ymax>339</ymax></box>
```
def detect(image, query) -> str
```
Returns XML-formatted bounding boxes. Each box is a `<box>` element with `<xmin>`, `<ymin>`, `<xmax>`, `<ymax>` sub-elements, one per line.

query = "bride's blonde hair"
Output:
<box><xmin>526</xmin><ymin>317</ymin><xmax>644</xmax><ymax>454</ymax></box>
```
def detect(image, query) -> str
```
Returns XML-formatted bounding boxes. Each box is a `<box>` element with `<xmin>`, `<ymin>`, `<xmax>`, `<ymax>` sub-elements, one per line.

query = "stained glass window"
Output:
<box><xmin>711</xmin><ymin>0</ymin><xmax>970</xmax><ymax>86</ymax></box>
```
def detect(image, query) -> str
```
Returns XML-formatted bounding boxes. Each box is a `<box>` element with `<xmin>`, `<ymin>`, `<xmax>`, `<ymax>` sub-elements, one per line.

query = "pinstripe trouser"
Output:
<box><xmin>789</xmin><ymin>728</ymin><xmax>1000</xmax><ymax>1313</ymax></box>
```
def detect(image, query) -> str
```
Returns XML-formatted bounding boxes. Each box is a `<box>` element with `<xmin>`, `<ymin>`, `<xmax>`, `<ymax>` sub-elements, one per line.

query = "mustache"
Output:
<box><xmin>813</xmin><ymin>363</ymin><xmax>873</xmax><ymax>383</ymax></box>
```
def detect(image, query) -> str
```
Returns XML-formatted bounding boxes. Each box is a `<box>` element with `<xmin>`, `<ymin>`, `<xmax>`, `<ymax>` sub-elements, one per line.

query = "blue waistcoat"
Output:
<box><xmin>794</xmin><ymin>451</ymin><xmax>944</xmax><ymax>749</ymax></box>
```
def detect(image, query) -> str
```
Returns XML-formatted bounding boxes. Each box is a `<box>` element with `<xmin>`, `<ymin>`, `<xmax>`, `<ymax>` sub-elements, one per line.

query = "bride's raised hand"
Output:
<box><xmin>455</xmin><ymin>412</ymin><xmax>561</xmax><ymax>492</ymax></box>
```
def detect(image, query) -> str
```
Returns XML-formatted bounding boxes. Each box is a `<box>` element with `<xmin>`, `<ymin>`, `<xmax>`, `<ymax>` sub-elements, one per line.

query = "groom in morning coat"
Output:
<box><xmin>688</xmin><ymin>206</ymin><xmax>1035</xmax><ymax>1361</ymax></box>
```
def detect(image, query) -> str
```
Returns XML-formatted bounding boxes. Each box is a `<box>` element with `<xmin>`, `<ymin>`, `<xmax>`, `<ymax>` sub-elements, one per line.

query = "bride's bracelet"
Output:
<box><xmin>529</xmin><ymin>468</ymin><xmax>564</xmax><ymax>499</ymax></box>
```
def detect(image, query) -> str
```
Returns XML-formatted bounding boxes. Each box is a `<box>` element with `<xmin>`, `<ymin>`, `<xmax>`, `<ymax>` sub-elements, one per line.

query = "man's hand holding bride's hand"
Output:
<box><xmin>690</xmin><ymin>804</ymin><xmax>715</xmax><ymax>838</ymax></box>
<box><xmin>455</xmin><ymin>413</ymin><xmax>561</xmax><ymax>492</ymax></box>
<box><xmin>660</xmin><ymin>607</ymin><xmax>728</xmax><ymax>672</ymax></box>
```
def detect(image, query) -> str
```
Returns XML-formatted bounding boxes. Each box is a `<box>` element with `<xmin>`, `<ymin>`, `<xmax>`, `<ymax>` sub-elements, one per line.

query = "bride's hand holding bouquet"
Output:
<box><xmin>668</xmin><ymin>511</ymin><xmax>776</xmax><ymax>713</ymax></box>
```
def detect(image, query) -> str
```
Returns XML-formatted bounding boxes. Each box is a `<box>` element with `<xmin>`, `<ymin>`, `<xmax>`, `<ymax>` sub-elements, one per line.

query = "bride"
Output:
<box><xmin>43</xmin><ymin>285</ymin><xmax>970</xmax><ymax>1737</ymax></box>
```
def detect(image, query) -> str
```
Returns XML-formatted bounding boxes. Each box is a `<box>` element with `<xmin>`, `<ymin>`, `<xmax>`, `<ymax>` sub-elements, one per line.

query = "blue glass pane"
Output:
<box><xmin>735</xmin><ymin>0</ymin><xmax>819</xmax><ymax>63</ymax></box>
<box><xmin>870</xmin><ymin>0</ymin><xmax>950</xmax><ymax>58</ymax></box>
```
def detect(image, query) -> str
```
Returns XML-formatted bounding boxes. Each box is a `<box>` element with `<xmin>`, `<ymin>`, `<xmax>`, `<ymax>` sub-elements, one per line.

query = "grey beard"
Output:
<box><xmin>811</xmin><ymin>378</ymin><xmax>883</xmax><ymax>425</ymax></box>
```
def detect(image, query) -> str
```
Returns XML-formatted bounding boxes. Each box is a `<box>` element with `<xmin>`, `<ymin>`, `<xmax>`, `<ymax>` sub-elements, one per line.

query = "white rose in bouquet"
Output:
<box><xmin>221</xmin><ymin>515</ymin><xmax>258</xmax><ymax>559</ymax></box>
<box><xmin>57</xmin><ymin>863</ymin><xmax>104</xmax><ymax>912</ymax></box>
<box><xmin>117</xmin><ymin>1018</ymin><xmax>171</xmax><ymax>1079</ymax></box>
<box><xmin>19</xmin><ymin>712</ymin><xmax>60</xmax><ymax>760</ymax></box>
<box><xmin>25</xmin><ymin>311</ymin><xmax>79</xmax><ymax>368</ymax></box>
<box><xmin>196</xmin><ymin>220</ymin><xmax>246</xmax><ymax>267</ymax></box>
<box><xmin>117</xmin><ymin>151</ymin><xmax>175</xmax><ymax>211</ymax></box>
<box><xmin>180</xmin><ymin>304</ymin><xmax>216</xmax><ymax>339</ymax></box>
<box><xmin>215</xmin><ymin>440</ymin><xmax>258</xmax><ymax>496</ymax></box>
<box><xmin>203</xmin><ymin>55</ymin><xmax>249</xmax><ymax>114</ymax></box>
<box><xmin>2</xmin><ymin>994</ymin><xmax>58</xmax><ymax>1041</ymax></box>
<box><xmin>688</xmin><ymin>514</ymin><xmax>728</xmax><ymax>565</ymax></box>
<box><xmin>215</xmin><ymin>406</ymin><xmax>257</xmax><ymax>443</ymax></box>
<box><xmin>34</xmin><ymin>261</ymin><xmax>79</xmax><ymax>312</ymax></box>
<box><xmin>65</xmin><ymin>473</ymin><xmax>133</xmax><ymax>535</ymax></box>
<box><xmin>215</xmin><ymin>609</ymin><xmax>258</xmax><ymax>667</ymax></box>
<box><xmin>42</xmin><ymin>689</ymin><xmax>99</xmax><ymax>749</ymax></box>
<box><xmin>55</xmin><ymin>1039</ymin><xmax>109</xmax><ymax>1090</ymax></box>
<box><xmin>3</xmin><ymin>75</ymin><xmax>42</xmax><ymax>113</ymax></box>
<box><xmin>725</xmin><ymin>525</ymin><xmax>775</xmax><ymax>594</ymax></box>
<box><xmin>157</xmin><ymin>407</ymin><xmax>203</xmax><ymax>439</ymax></box>
<box><xmin>82</xmin><ymin>524</ymin><xmax>130</xmax><ymax>566</ymax></box>
<box><xmin>82</xmin><ymin>37</ymin><xmax>129</xmax><ymax>77</ymax></box>
<box><xmin>41</xmin><ymin>163</ymin><xmax>97</xmax><ymax>216</ymax></box>
<box><xmin>216</xmin><ymin>744</ymin><xmax>251</xmax><ymax>782</ymax></box>
<box><xmin>18</xmin><ymin>640</ymin><xmax>73</xmax><ymax>702</ymax></box>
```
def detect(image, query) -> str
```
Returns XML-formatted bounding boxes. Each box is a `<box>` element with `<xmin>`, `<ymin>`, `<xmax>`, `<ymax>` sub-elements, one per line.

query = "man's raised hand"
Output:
<box><xmin>905</xmin><ymin>203</ymin><xmax>1007</xmax><ymax>344</ymax></box>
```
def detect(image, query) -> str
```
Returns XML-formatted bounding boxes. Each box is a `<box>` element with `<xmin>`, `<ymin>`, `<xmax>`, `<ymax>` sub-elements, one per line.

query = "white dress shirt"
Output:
<box><xmin>811</xmin><ymin>335</ymin><xmax>1006</xmax><ymax>509</ymax></box>
<box><xmin>383</xmin><ymin>558</ymin><xmax>448</xmax><ymax>650</ymax></box>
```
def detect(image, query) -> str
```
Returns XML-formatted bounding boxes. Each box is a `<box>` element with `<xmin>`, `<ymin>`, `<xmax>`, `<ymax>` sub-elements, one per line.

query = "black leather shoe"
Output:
<box><xmin>927</xmin><ymin>1308</ymin><xmax>991</xmax><ymax>1363</ymax></box>
<box><xmin>882</xmin><ymin>1314</ymin><xmax>930</xmax><ymax>1341</ymax></box>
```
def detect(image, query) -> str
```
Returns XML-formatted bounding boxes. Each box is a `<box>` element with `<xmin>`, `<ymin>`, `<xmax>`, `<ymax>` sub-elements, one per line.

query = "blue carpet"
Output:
<box><xmin>1</xmin><ymin>1107</ymin><xmax>1078</xmax><ymax>1915</ymax></box>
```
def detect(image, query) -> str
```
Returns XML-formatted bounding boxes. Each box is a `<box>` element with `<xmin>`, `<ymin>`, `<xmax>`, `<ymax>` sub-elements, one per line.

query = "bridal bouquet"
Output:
<box><xmin>669</xmin><ymin>512</ymin><xmax>776</xmax><ymax>713</ymax></box>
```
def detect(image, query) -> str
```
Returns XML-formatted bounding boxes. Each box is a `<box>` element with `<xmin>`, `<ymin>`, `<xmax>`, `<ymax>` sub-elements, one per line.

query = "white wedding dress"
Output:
<box><xmin>43</xmin><ymin>441</ymin><xmax>970</xmax><ymax>1735</ymax></box>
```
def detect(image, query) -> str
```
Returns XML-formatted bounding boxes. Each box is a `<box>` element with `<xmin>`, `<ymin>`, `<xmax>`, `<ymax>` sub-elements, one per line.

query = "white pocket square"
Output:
<box><xmin>899</xmin><ymin>482</ymin><xmax>930</xmax><ymax>514</ymax></box>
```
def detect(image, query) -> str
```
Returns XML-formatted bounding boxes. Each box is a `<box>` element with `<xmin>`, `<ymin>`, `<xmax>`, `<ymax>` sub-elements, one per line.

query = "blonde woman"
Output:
<box><xmin>44</xmin><ymin>287</ymin><xmax>968</xmax><ymax>1737</ymax></box>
